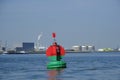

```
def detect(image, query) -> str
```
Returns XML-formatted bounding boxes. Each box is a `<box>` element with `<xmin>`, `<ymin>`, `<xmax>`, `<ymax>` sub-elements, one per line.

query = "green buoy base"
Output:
<box><xmin>47</xmin><ymin>61</ymin><xmax>66</xmax><ymax>69</ymax></box>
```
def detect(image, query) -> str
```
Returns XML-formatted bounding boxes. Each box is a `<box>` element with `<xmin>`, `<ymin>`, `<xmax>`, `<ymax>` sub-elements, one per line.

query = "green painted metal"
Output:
<box><xmin>47</xmin><ymin>56</ymin><xmax>66</xmax><ymax>69</ymax></box>
<box><xmin>48</xmin><ymin>56</ymin><xmax>63</xmax><ymax>61</ymax></box>
<box><xmin>47</xmin><ymin>61</ymin><xmax>66</xmax><ymax>69</ymax></box>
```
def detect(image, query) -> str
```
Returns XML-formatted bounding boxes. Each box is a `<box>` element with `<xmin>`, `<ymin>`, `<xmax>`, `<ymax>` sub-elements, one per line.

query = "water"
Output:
<box><xmin>0</xmin><ymin>52</ymin><xmax>120</xmax><ymax>80</ymax></box>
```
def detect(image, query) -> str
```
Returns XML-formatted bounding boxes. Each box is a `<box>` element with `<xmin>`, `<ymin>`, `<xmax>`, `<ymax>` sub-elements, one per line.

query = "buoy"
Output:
<box><xmin>46</xmin><ymin>33</ymin><xmax>66</xmax><ymax>69</ymax></box>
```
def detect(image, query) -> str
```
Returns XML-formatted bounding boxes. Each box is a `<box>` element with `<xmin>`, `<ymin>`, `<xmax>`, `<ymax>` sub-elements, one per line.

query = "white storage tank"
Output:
<box><xmin>88</xmin><ymin>46</ymin><xmax>95</xmax><ymax>52</ymax></box>
<box><xmin>81</xmin><ymin>45</ymin><xmax>95</xmax><ymax>52</ymax></box>
<box><xmin>72</xmin><ymin>45</ymin><xmax>81</xmax><ymax>52</ymax></box>
<box><xmin>81</xmin><ymin>46</ymin><xmax>87</xmax><ymax>52</ymax></box>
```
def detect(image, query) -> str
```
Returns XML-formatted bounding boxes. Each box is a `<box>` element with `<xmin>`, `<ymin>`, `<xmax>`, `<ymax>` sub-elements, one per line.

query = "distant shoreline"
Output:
<box><xmin>1</xmin><ymin>51</ymin><xmax>120</xmax><ymax>54</ymax></box>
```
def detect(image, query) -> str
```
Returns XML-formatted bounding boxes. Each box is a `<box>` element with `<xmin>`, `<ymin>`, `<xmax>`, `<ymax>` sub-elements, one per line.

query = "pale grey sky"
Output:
<box><xmin>0</xmin><ymin>0</ymin><xmax>120</xmax><ymax>49</ymax></box>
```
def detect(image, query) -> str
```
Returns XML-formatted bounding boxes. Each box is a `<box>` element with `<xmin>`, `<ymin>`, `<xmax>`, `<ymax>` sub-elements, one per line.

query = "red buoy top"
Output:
<box><xmin>46</xmin><ymin>42</ymin><xmax>65</xmax><ymax>57</ymax></box>
<box><xmin>52</xmin><ymin>32</ymin><xmax>56</xmax><ymax>38</ymax></box>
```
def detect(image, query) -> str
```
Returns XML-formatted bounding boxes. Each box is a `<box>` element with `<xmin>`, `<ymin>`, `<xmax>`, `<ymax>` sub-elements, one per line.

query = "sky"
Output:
<box><xmin>0</xmin><ymin>0</ymin><xmax>120</xmax><ymax>49</ymax></box>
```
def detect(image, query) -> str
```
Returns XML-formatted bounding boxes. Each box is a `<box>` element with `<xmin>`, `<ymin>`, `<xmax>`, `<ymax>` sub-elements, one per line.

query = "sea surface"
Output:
<box><xmin>0</xmin><ymin>52</ymin><xmax>120</xmax><ymax>80</ymax></box>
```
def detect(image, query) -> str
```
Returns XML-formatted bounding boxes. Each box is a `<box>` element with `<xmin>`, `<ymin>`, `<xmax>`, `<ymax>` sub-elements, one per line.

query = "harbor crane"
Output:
<box><xmin>36</xmin><ymin>33</ymin><xmax>45</xmax><ymax>51</ymax></box>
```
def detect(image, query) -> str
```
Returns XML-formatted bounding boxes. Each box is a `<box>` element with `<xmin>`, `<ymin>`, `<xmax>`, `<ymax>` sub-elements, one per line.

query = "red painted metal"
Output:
<box><xmin>52</xmin><ymin>32</ymin><xmax>56</xmax><ymax>38</ymax></box>
<box><xmin>46</xmin><ymin>44</ymin><xmax>65</xmax><ymax>57</ymax></box>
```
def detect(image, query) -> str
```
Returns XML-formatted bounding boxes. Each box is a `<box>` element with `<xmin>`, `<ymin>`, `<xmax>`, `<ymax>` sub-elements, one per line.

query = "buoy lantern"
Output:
<box><xmin>46</xmin><ymin>33</ymin><xmax>66</xmax><ymax>69</ymax></box>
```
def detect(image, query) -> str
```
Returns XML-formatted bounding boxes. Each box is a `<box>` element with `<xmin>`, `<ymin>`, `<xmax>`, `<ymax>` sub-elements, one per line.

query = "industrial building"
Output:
<box><xmin>72</xmin><ymin>45</ymin><xmax>95</xmax><ymax>52</ymax></box>
<box><xmin>23</xmin><ymin>42</ymin><xmax>34</xmax><ymax>51</ymax></box>
<box><xmin>15</xmin><ymin>42</ymin><xmax>34</xmax><ymax>52</ymax></box>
